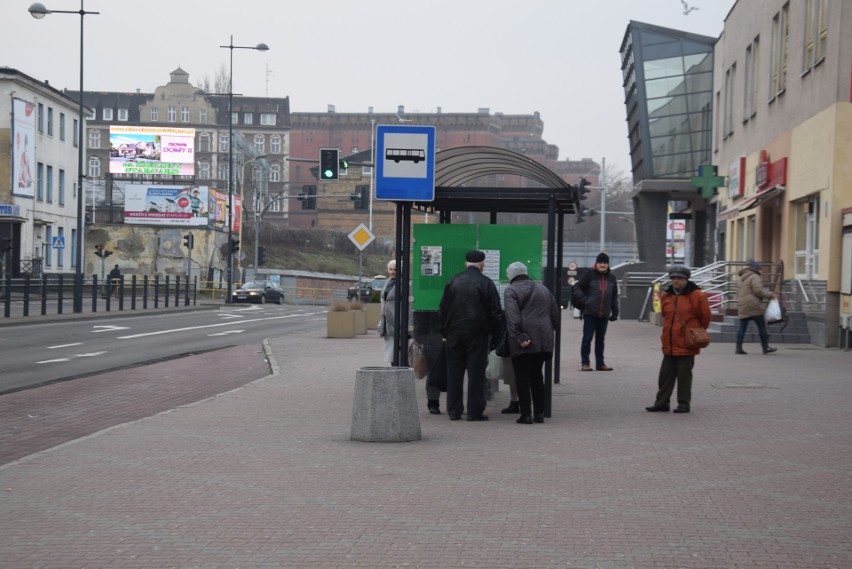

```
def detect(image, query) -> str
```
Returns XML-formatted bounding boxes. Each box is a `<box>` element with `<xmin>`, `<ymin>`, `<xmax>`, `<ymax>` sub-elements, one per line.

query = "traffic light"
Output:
<box><xmin>299</xmin><ymin>185</ymin><xmax>317</xmax><ymax>210</ymax></box>
<box><xmin>577</xmin><ymin>177</ymin><xmax>591</xmax><ymax>200</ymax></box>
<box><xmin>230</xmin><ymin>239</ymin><xmax>240</xmax><ymax>253</ymax></box>
<box><xmin>319</xmin><ymin>148</ymin><xmax>339</xmax><ymax>180</ymax></box>
<box><xmin>183</xmin><ymin>233</ymin><xmax>194</xmax><ymax>250</ymax></box>
<box><xmin>104</xmin><ymin>250</ymin><xmax>113</xmax><ymax>258</ymax></box>
<box><xmin>258</xmin><ymin>246</ymin><xmax>266</xmax><ymax>266</ymax></box>
<box><xmin>351</xmin><ymin>185</ymin><xmax>368</xmax><ymax>210</ymax></box>
<box><xmin>339</xmin><ymin>158</ymin><xmax>349</xmax><ymax>172</ymax></box>
<box><xmin>94</xmin><ymin>244</ymin><xmax>104</xmax><ymax>258</ymax></box>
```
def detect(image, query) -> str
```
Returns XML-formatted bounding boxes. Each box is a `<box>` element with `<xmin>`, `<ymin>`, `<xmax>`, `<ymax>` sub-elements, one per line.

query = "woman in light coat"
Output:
<box><xmin>504</xmin><ymin>261</ymin><xmax>560</xmax><ymax>424</ymax></box>
<box><xmin>378</xmin><ymin>260</ymin><xmax>397</xmax><ymax>362</ymax></box>
<box><xmin>736</xmin><ymin>260</ymin><xmax>777</xmax><ymax>355</ymax></box>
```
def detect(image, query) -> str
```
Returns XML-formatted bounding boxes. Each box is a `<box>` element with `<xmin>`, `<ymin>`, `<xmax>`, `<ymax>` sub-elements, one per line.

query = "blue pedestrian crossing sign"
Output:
<box><xmin>376</xmin><ymin>125</ymin><xmax>435</xmax><ymax>201</ymax></box>
<box><xmin>51</xmin><ymin>236</ymin><xmax>65</xmax><ymax>249</ymax></box>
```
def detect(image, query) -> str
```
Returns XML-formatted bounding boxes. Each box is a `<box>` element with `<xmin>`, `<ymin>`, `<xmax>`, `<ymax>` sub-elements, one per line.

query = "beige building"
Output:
<box><xmin>713</xmin><ymin>0</ymin><xmax>852</xmax><ymax>345</ymax></box>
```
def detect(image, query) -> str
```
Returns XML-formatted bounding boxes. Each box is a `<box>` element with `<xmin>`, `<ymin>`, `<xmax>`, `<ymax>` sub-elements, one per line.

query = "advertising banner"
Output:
<box><xmin>12</xmin><ymin>98</ymin><xmax>36</xmax><ymax>198</ymax></box>
<box><xmin>208</xmin><ymin>187</ymin><xmax>241</xmax><ymax>232</ymax></box>
<box><xmin>123</xmin><ymin>184</ymin><xmax>209</xmax><ymax>226</ymax></box>
<box><xmin>109</xmin><ymin>125</ymin><xmax>195</xmax><ymax>176</ymax></box>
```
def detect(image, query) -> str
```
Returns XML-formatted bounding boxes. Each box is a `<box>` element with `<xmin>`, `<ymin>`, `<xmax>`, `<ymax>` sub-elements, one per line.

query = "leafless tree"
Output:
<box><xmin>198</xmin><ymin>64</ymin><xmax>230</xmax><ymax>94</ymax></box>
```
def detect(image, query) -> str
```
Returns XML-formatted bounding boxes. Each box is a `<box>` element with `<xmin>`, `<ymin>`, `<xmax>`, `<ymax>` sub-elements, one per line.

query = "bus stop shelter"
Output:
<box><xmin>389</xmin><ymin>146</ymin><xmax>584</xmax><ymax>416</ymax></box>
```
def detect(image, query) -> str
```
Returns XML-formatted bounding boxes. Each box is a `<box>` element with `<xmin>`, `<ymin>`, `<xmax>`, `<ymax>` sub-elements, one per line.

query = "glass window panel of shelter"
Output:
<box><xmin>643</xmin><ymin>55</ymin><xmax>685</xmax><ymax>80</ymax></box>
<box><xmin>645</xmin><ymin>76</ymin><xmax>687</xmax><ymax>99</ymax></box>
<box><xmin>683</xmin><ymin>53</ymin><xmax>712</xmax><ymax>74</ymax></box>
<box><xmin>647</xmin><ymin>94</ymin><xmax>689</xmax><ymax>116</ymax></box>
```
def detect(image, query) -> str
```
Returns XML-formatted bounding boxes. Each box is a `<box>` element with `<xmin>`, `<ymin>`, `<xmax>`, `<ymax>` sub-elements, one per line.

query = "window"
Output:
<box><xmin>37</xmin><ymin>162</ymin><xmax>44</xmax><ymax>201</ymax></box>
<box><xmin>46</xmin><ymin>165</ymin><xmax>53</xmax><ymax>203</ymax></box>
<box><xmin>73</xmin><ymin>118</ymin><xmax>78</xmax><ymax>147</ymax></box>
<box><xmin>743</xmin><ymin>37</ymin><xmax>759</xmax><ymax>121</ymax></box>
<box><xmin>269</xmin><ymin>163</ymin><xmax>281</xmax><ymax>182</ymax></box>
<box><xmin>88</xmin><ymin>156</ymin><xmax>100</xmax><ymax>178</ymax></box>
<box><xmin>71</xmin><ymin>228</ymin><xmax>77</xmax><ymax>269</ymax></box>
<box><xmin>167</xmin><ymin>106</ymin><xmax>176</xmax><ymax>122</ymax></box>
<box><xmin>270</xmin><ymin>135</ymin><xmax>281</xmax><ymax>154</ymax></box>
<box><xmin>268</xmin><ymin>193</ymin><xmax>283</xmax><ymax>213</ymax></box>
<box><xmin>181</xmin><ymin>107</ymin><xmax>189</xmax><ymax>122</ymax></box>
<box><xmin>87</xmin><ymin>108</ymin><xmax>95</xmax><ymax>120</ymax></box>
<box><xmin>198</xmin><ymin>161</ymin><xmax>210</xmax><ymax>179</ymax></box>
<box><xmin>802</xmin><ymin>0</ymin><xmax>827</xmax><ymax>73</ymax></box>
<box><xmin>150</xmin><ymin>107</ymin><xmax>159</xmax><ymax>121</ymax></box>
<box><xmin>794</xmin><ymin>197</ymin><xmax>820</xmax><ymax>277</ymax></box>
<box><xmin>218</xmin><ymin>162</ymin><xmax>229</xmax><ymax>181</ymax></box>
<box><xmin>60</xmin><ymin>113</ymin><xmax>66</xmax><ymax>141</ymax></box>
<box><xmin>118</xmin><ymin>108</ymin><xmax>128</xmax><ymax>121</ymax></box>
<box><xmin>243</xmin><ymin>113</ymin><xmax>253</xmax><ymax>125</ymax></box>
<box><xmin>219</xmin><ymin>133</ymin><xmax>229</xmax><ymax>152</ymax></box>
<box><xmin>260</xmin><ymin>113</ymin><xmax>276</xmax><ymax>126</ymax></box>
<box><xmin>769</xmin><ymin>3</ymin><xmax>789</xmax><ymax>100</ymax></box>
<box><xmin>723</xmin><ymin>64</ymin><xmax>736</xmax><ymax>138</ymax></box>
<box><xmin>102</xmin><ymin>108</ymin><xmax>113</xmax><ymax>121</ymax></box>
<box><xmin>59</xmin><ymin>169</ymin><xmax>65</xmax><ymax>205</ymax></box>
<box><xmin>57</xmin><ymin>227</ymin><xmax>65</xmax><ymax>267</ymax></box>
<box><xmin>199</xmin><ymin>132</ymin><xmax>211</xmax><ymax>152</ymax></box>
<box><xmin>199</xmin><ymin>109</ymin><xmax>208</xmax><ymax>123</ymax></box>
<box><xmin>231</xmin><ymin>112</ymin><xmax>239</xmax><ymax>124</ymax></box>
<box><xmin>88</xmin><ymin>129</ymin><xmax>100</xmax><ymax>149</ymax></box>
<box><xmin>45</xmin><ymin>226</ymin><xmax>53</xmax><ymax>266</ymax></box>
<box><xmin>254</xmin><ymin>134</ymin><xmax>265</xmax><ymax>153</ymax></box>
<box><xmin>38</xmin><ymin>103</ymin><xmax>44</xmax><ymax>132</ymax></box>
<box><xmin>47</xmin><ymin>107</ymin><xmax>54</xmax><ymax>136</ymax></box>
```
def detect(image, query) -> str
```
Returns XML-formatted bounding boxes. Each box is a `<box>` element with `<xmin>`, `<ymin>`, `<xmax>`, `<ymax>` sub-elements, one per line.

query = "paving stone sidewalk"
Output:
<box><xmin>1</xmin><ymin>320</ymin><xmax>850</xmax><ymax>569</ymax></box>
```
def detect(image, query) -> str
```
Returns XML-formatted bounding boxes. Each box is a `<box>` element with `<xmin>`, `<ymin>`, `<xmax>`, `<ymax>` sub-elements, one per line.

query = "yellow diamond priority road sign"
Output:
<box><xmin>348</xmin><ymin>223</ymin><xmax>375</xmax><ymax>251</ymax></box>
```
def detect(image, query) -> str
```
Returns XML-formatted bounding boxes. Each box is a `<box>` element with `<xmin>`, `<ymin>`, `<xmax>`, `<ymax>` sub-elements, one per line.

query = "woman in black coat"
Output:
<box><xmin>504</xmin><ymin>261</ymin><xmax>560</xmax><ymax>424</ymax></box>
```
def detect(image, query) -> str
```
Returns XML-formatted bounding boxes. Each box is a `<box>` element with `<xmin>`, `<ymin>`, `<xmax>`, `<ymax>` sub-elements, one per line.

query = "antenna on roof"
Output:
<box><xmin>265</xmin><ymin>63</ymin><xmax>274</xmax><ymax>97</ymax></box>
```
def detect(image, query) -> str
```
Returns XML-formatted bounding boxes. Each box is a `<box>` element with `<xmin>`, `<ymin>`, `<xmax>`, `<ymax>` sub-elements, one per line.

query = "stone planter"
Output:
<box><xmin>351</xmin><ymin>366</ymin><xmax>422</xmax><ymax>442</ymax></box>
<box><xmin>327</xmin><ymin>310</ymin><xmax>355</xmax><ymax>338</ymax></box>
<box><xmin>353</xmin><ymin>309</ymin><xmax>367</xmax><ymax>335</ymax></box>
<box><xmin>364</xmin><ymin>303</ymin><xmax>382</xmax><ymax>330</ymax></box>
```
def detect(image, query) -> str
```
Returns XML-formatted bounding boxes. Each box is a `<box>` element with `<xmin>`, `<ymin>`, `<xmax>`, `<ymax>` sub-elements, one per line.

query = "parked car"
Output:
<box><xmin>347</xmin><ymin>275</ymin><xmax>387</xmax><ymax>301</ymax></box>
<box><xmin>232</xmin><ymin>280</ymin><xmax>285</xmax><ymax>304</ymax></box>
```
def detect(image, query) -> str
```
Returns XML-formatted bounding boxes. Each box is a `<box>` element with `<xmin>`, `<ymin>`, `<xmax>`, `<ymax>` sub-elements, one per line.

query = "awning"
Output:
<box><xmin>717</xmin><ymin>206</ymin><xmax>740</xmax><ymax>221</ymax></box>
<box><xmin>738</xmin><ymin>185</ymin><xmax>785</xmax><ymax>212</ymax></box>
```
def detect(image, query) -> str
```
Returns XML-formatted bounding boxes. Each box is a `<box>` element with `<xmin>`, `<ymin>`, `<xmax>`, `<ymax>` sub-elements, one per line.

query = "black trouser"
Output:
<box><xmin>511</xmin><ymin>352</ymin><xmax>550</xmax><ymax>416</ymax></box>
<box><xmin>654</xmin><ymin>354</ymin><xmax>695</xmax><ymax>407</ymax></box>
<box><xmin>445</xmin><ymin>331</ymin><xmax>489</xmax><ymax>418</ymax></box>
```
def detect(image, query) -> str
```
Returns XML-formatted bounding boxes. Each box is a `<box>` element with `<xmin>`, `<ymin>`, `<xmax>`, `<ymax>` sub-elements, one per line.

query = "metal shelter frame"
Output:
<box><xmin>390</xmin><ymin>146</ymin><xmax>584</xmax><ymax>416</ymax></box>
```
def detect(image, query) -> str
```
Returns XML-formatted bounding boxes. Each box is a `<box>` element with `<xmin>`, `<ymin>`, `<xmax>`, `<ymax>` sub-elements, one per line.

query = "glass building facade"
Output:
<box><xmin>620</xmin><ymin>21</ymin><xmax>717</xmax><ymax>182</ymax></box>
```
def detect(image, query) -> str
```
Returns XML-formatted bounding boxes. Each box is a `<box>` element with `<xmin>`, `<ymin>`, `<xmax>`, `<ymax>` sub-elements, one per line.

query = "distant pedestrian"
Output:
<box><xmin>439</xmin><ymin>250</ymin><xmax>503</xmax><ymax>421</ymax></box>
<box><xmin>378</xmin><ymin>260</ymin><xmax>398</xmax><ymax>363</ymax></box>
<box><xmin>107</xmin><ymin>264</ymin><xmax>122</xmax><ymax>297</ymax></box>
<box><xmin>504</xmin><ymin>262</ymin><xmax>560</xmax><ymax>424</ymax></box>
<box><xmin>572</xmin><ymin>252</ymin><xmax>619</xmax><ymax>371</ymax></box>
<box><xmin>645</xmin><ymin>265</ymin><xmax>711</xmax><ymax>414</ymax></box>
<box><xmin>735</xmin><ymin>260</ymin><xmax>778</xmax><ymax>355</ymax></box>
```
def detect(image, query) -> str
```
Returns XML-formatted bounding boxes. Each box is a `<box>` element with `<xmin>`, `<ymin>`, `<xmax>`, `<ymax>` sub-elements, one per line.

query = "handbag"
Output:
<box><xmin>681</xmin><ymin>320</ymin><xmax>711</xmax><ymax>349</ymax></box>
<box><xmin>764</xmin><ymin>298</ymin><xmax>782</xmax><ymax>323</ymax></box>
<box><xmin>495</xmin><ymin>328</ymin><xmax>511</xmax><ymax>357</ymax></box>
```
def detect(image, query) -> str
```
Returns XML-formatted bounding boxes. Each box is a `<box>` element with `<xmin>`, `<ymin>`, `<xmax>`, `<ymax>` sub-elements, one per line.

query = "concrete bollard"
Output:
<box><xmin>351</xmin><ymin>366</ymin><xmax>422</xmax><ymax>442</ymax></box>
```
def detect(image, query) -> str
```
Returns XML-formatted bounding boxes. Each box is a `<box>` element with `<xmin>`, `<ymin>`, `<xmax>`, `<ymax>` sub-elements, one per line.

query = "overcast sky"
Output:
<box><xmin>2</xmin><ymin>0</ymin><xmax>735</xmax><ymax>174</ymax></box>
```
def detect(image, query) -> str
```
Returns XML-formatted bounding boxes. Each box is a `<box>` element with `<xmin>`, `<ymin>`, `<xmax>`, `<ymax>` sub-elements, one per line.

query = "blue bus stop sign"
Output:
<box><xmin>375</xmin><ymin>125</ymin><xmax>435</xmax><ymax>201</ymax></box>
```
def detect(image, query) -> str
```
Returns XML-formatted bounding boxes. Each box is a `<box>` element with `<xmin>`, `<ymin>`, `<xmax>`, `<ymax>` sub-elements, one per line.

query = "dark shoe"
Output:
<box><xmin>762</xmin><ymin>346</ymin><xmax>777</xmax><ymax>354</ymax></box>
<box><xmin>645</xmin><ymin>403</ymin><xmax>670</xmax><ymax>412</ymax></box>
<box><xmin>427</xmin><ymin>400</ymin><xmax>441</xmax><ymax>415</ymax></box>
<box><xmin>580</xmin><ymin>364</ymin><xmax>594</xmax><ymax>371</ymax></box>
<box><xmin>501</xmin><ymin>401</ymin><xmax>521</xmax><ymax>414</ymax></box>
<box><xmin>673</xmin><ymin>405</ymin><xmax>690</xmax><ymax>414</ymax></box>
<box><xmin>517</xmin><ymin>415</ymin><xmax>533</xmax><ymax>424</ymax></box>
<box><xmin>467</xmin><ymin>414</ymin><xmax>489</xmax><ymax>422</ymax></box>
<box><xmin>533</xmin><ymin>414</ymin><xmax>545</xmax><ymax>423</ymax></box>
<box><xmin>735</xmin><ymin>348</ymin><xmax>748</xmax><ymax>354</ymax></box>
<box><xmin>449</xmin><ymin>414</ymin><xmax>462</xmax><ymax>421</ymax></box>
<box><xmin>596</xmin><ymin>364</ymin><xmax>614</xmax><ymax>371</ymax></box>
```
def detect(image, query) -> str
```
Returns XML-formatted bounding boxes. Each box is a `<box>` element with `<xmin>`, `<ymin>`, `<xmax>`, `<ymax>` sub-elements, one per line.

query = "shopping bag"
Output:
<box><xmin>764</xmin><ymin>298</ymin><xmax>782</xmax><ymax>323</ymax></box>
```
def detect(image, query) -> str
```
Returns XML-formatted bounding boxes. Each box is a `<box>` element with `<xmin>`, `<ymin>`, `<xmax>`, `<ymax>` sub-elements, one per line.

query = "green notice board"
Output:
<box><xmin>412</xmin><ymin>224</ymin><xmax>542</xmax><ymax>310</ymax></box>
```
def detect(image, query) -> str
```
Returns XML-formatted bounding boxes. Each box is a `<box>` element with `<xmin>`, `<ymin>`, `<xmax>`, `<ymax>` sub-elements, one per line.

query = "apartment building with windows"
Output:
<box><xmin>713</xmin><ymin>0</ymin><xmax>852</xmax><ymax>345</ymax></box>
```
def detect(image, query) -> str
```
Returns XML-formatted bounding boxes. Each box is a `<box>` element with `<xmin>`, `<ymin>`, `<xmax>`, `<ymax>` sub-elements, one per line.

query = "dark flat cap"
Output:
<box><xmin>465</xmin><ymin>250</ymin><xmax>486</xmax><ymax>263</ymax></box>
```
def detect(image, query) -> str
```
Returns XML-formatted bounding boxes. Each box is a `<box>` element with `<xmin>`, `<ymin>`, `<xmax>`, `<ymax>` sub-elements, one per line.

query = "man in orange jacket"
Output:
<box><xmin>645</xmin><ymin>265</ymin><xmax>711</xmax><ymax>414</ymax></box>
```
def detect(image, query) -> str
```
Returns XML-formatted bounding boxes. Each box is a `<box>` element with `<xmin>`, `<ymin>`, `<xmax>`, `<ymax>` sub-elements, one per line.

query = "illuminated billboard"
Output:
<box><xmin>109</xmin><ymin>125</ymin><xmax>195</xmax><ymax>176</ymax></box>
<box><xmin>124</xmin><ymin>184</ymin><xmax>208</xmax><ymax>226</ymax></box>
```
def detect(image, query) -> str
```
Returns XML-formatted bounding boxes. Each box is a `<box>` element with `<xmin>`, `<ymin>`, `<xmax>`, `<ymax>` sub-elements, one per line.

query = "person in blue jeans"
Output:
<box><xmin>572</xmin><ymin>252</ymin><xmax>619</xmax><ymax>371</ymax></box>
<box><xmin>735</xmin><ymin>260</ymin><xmax>778</xmax><ymax>355</ymax></box>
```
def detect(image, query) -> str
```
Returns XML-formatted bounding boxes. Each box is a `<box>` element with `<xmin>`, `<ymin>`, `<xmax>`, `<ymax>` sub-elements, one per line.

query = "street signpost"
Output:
<box><xmin>349</xmin><ymin>223</ymin><xmax>376</xmax><ymax>284</ymax></box>
<box><xmin>375</xmin><ymin>125</ymin><xmax>436</xmax><ymax>201</ymax></box>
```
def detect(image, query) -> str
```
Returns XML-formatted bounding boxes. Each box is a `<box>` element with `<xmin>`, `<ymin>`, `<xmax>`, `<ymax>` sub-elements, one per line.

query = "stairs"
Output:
<box><xmin>708</xmin><ymin>311</ymin><xmax>812</xmax><ymax>344</ymax></box>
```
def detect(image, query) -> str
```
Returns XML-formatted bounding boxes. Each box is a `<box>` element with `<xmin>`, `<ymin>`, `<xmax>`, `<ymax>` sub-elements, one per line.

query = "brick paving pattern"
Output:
<box><xmin>1</xmin><ymin>320</ymin><xmax>850</xmax><ymax>568</ymax></box>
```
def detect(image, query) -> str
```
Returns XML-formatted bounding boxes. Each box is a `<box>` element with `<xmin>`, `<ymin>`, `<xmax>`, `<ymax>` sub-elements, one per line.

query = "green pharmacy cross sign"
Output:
<box><xmin>691</xmin><ymin>164</ymin><xmax>726</xmax><ymax>199</ymax></box>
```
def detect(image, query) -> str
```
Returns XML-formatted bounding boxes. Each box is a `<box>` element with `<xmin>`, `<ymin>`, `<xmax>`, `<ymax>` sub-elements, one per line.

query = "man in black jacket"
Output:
<box><xmin>572</xmin><ymin>252</ymin><xmax>619</xmax><ymax>371</ymax></box>
<box><xmin>439</xmin><ymin>250</ymin><xmax>504</xmax><ymax>421</ymax></box>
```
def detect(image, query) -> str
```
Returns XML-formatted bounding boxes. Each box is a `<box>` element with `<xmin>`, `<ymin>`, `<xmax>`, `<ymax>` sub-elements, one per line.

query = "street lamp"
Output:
<box><xmin>219</xmin><ymin>35</ymin><xmax>268</xmax><ymax>302</ymax></box>
<box><xmin>29</xmin><ymin>1</ymin><xmax>99</xmax><ymax>313</ymax></box>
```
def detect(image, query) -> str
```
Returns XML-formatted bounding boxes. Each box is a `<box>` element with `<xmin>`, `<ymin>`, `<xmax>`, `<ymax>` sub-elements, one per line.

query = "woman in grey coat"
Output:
<box><xmin>504</xmin><ymin>261</ymin><xmax>560</xmax><ymax>424</ymax></box>
<box><xmin>736</xmin><ymin>260</ymin><xmax>777</xmax><ymax>355</ymax></box>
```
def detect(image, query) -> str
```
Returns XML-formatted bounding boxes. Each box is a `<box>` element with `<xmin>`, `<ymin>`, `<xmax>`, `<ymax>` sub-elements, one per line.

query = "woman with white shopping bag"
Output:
<box><xmin>735</xmin><ymin>260</ymin><xmax>778</xmax><ymax>355</ymax></box>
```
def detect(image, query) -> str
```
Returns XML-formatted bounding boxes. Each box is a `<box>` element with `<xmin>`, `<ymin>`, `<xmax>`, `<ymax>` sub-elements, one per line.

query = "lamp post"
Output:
<box><xmin>29</xmin><ymin>1</ymin><xmax>99</xmax><ymax>313</ymax></box>
<box><xmin>219</xmin><ymin>36</ymin><xmax>268</xmax><ymax>302</ymax></box>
